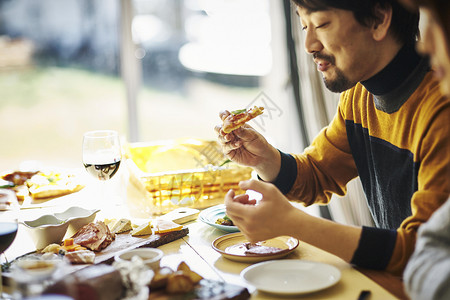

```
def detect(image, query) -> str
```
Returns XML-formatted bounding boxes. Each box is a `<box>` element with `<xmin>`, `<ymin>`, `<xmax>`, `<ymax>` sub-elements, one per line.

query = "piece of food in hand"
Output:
<box><xmin>64</xmin><ymin>249</ymin><xmax>96</xmax><ymax>264</ymax></box>
<box><xmin>215</xmin><ymin>215</ymin><xmax>234</xmax><ymax>226</ymax></box>
<box><xmin>72</xmin><ymin>221</ymin><xmax>115</xmax><ymax>252</ymax></box>
<box><xmin>131</xmin><ymin>221</ymin><xmax>153</xmax><ymax>236</ymax></box>
<box><xmin>153</xmin><ymin>219</ymin><xmax>183</xmax><ymax>234</ymax></box>
<box><xmin>222</xmin><ymin>106</ymin><xmax>264</xmax><ymax>133</ymax></box>
<box><xmin>109</xmin><ymin>218</ymin><xmax>132</xmax><ymax>234</ymax></box>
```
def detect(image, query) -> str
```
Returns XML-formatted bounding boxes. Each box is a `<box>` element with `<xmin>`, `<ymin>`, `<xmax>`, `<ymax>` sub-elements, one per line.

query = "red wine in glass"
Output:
<box><xmin>0</xmin><ymin>222</ymin><xmax>18</xmax><ymax>254</ymax></box>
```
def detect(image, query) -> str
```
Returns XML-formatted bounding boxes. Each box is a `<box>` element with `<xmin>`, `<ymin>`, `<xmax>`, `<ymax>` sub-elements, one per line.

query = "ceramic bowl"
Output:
<box><xmin>114</xmin><ymin>248</ymin><xmax>163</xmax><ymax>271</ymax></box>
<box><xmin>54</xmin><ymin>206</ymin><xmax>100</xmax><ymax>237</ymax></box>
<box><xmin>21</xmin><ymin>215</ymin><xmax>69</xmax><ymax>250</ymax></box>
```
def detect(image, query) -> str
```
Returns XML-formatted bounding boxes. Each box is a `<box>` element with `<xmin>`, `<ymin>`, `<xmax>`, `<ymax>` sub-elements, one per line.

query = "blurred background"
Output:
<box><xmin>0</xmin><ymin>0</ymin><xmax>303</xmax><ymax>170</ymax></box>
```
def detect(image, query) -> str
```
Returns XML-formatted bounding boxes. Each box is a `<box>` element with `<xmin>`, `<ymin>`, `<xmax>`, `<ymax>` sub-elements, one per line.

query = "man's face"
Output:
<box><xmin>297</xmin><ymin>7</ymin><xmax>380</xmax><ymax>93</ymax></box>
<box><xmin>417</xmin><ymin>7</ymin><xmax>450</xmax><ymax>96</ymax></box>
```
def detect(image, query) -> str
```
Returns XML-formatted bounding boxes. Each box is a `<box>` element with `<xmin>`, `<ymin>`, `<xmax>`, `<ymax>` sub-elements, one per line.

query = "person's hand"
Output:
<box><xmin>214</xmin><ymin>110</ymin><xmax>281</xmax><ymax>181</ymax></box>
<box><xmin>225</xmin><ymin>179</ymin><xmax>302</xmax><ymax>243</ymax></box>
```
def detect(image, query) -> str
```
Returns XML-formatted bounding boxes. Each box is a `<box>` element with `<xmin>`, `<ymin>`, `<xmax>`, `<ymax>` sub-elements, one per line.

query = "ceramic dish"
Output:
<box><xmin>21</xmin><ymin>215</ymin><xmax>69</xmax><ymax>250</ymax></box>
<box><xmin>54</xmin><ymin>206</ymin><xmax>100</xmax><ymax>237</ymax></box>
<box><xmin>241</xmin><ymin>260</ymin><xmax>341</xmax><ymax>295</ymax></box>
<box><xmin>114</xmin><ymin>248</ymin><xmax>163</xmax><ymax>271</ymax></box>
<box><xmin>198</xmin><ymin>204</ymin><xmax>239</xmax><ymax>233</ymax></box>
<box><xmin>212</xmin><ymin>232</ymin><xmax>299</xmax><ymax>263</ymax></box>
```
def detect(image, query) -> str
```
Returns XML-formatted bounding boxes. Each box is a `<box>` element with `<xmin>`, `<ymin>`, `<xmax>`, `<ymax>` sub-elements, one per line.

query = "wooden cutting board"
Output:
<box><xmin>93</xmin><ymin>227</ymin><xmax>189</xmax><ymax>265</ymax></box>
<box><xmin>1</xmin><ymin>228</ymin><xmax>189</xmax><ymax>287</ymax></box>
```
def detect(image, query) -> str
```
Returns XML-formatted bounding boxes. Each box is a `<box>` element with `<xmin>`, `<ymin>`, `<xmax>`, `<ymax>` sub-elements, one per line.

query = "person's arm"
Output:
<box><xmin>225</xmin><ymin>180</ymin><xmax>362</xmax><ymax>263</ymax></box>
<box><xmin>404</xmin><ymin>199</ymin><xmax>450</xmax><ymax>300</ymax></box>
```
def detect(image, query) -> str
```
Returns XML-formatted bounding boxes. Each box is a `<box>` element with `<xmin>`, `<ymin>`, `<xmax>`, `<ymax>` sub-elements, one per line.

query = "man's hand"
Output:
<box><xmin>225</xmin><ymin>179</ymin><xmax>299</xmax><ymax>243</ymax></box>
<box><xmin>225</xmin><ymin>179</ymin><xmax>362</xmax><ymax>263</ymax></box>
<box><xmin>214</xmin><ymin>110</ymin><xmax>281</xmax><ymax>182</ymax></box>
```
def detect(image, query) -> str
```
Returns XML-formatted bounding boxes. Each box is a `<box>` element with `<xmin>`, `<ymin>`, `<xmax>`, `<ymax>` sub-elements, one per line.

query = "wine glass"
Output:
<box><xmin>0</xmin><ymin>189</ymin><xmax>19</xmax><ymax>298</ymax></box>
<box><xmin>82</xmin><ymin>130</ymin><xmax>122</xmax><ymax>206</ymax></box>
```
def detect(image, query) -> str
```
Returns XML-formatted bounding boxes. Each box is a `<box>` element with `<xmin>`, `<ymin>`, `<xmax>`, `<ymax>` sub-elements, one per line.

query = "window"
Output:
<box><xmin>0</xmin><ymin>0</ymin><xmax>304</xmax><ymax>173</ymax></box>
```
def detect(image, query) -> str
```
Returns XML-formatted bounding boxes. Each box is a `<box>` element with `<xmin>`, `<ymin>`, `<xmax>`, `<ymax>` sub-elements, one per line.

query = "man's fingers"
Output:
<box><xmin>233</xmin><ymin>193</ymin><xmax>250</xmax><ymax>204</ymax></box>
<box><xmin>225</xmin><ymin>190</ymin><xmax>254</xmax><ymax>219</ymax></box>
<box><xmin>219</xmin><ymin>110</ymin><xmax>231</xmax><ymax>121</ymax></box>
<box><xmin>239</xmin><ymin>179</ymin><xmax>274</xmax><ymax>195</ymax></box>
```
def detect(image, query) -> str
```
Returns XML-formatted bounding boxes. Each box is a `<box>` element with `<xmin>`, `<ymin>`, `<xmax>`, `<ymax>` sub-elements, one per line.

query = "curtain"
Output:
<box><xmin>286</xmin><ymin>2</ymin><xmax>374</xmax><ymax>227</ymax></box>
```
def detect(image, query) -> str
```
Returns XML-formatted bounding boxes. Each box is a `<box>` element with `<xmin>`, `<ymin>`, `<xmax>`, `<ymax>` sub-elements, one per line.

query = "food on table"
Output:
<box><xmin>215</xmin><ymin>215</ymin><xmax>234</xmax><ymax>226</ymax></box>
<box><xmin>1</xmin><ymin>171</ymin><xmax>38</xmax><ymax>200</ymax></box>
<box><xmin>27</xmin><ymin>171</ymin><xmax>85</xmax><ymax>199</ymax></box>
<box><xmin>44</xmin><ymin>264</ymin><xmax>124</xmax><ymax>300</ymax></box>
<box><xmin>1</xmin><ymin>171</ymin><xmax>38</xmax><ymax>186</ymax></box>
<box><xmin>153</xmin><ymin>219</ymin><xmax>183</xmax><ymax>234</ymax></box>
<box><xmin>109</xmin><ymin>218</ymin><xmax>133</xmax><ymax>234</ymax></box>
<box><xmin>103</xmin><ymin>218</ymin><xmax>117</xmax><ymax>229</ymax></box>
<box><xmin>222</xmin><ymin>106</ymin><xmax>264</xmax><ymax>133</ymax></box>
<box><xmin>225</xmin><ymin>241</ymin><xmax>285</xmax><ymax>256</ymax></box>
<box><xmin>243</xmin><ymin>242</ymin><xmax>284</xmax><ymax>255</ymax></box>
<box><xmin>166</xmin><ymin>272</ymin><xmax>195</xmax><ymax>294</ymax></box>
<box><xmin>72</xmin><ymin>221</ymin><xmax>115</xmax><ymax>252</ymax></box>
<box><xmin>64</xmin><ymin>250</ymin><xmax>96</xmax><ymax>264</ymax></box>
<box><xmin>150</xmin><ymin>261</ymin><xmax>203</xmax><ymax>294</ymax></box>
<box><xmin>16</xmin><ymin>259</ymin><xmax>58</xmax><ymax>273</ymax></box>
<box><xmin>150</xmin><ymin>266</ymin><xmax>175</xmax><ymax>289</ymax></box>
<box><xmin>177</xmin><ymin>261</ymin><xmax>203</xmax><ymax>284</ymax></box>
<box><xmin>40</xmin><ymin>239</ymin><xmax>95</xmax><ymax>264</ymax></box>
<box><xmin>0</xmin><ymin>170</ymin><xmax>84</xmax><ymax>200</ymax></box>
<box><xmin>59</xmin><ymin>238</ymin><xmax>87</xmax><ymax>253</ymax></box>
<box><xmin>41</xmin><ymin>243</ymin><xmax>61</xmax><ymax>254</ymax></box>
<box><xmin>131</xmin><ymin>222</ymin><xmax>153</xmax><ymax>236</ymax></box>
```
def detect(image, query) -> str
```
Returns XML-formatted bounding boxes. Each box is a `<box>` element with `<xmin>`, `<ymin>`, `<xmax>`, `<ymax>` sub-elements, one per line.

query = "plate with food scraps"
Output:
<box><xmin>198</xmin><ymin>204</ymin><xmax>239</xmax><ymax>233</ymax></box>
<box><xmin>212</xmin><ymin>232</ymin><xmax>299</xmax><ymax>263</ymax></box>
<box><xmin>241</xmin><ymin>260</ymin><xmax>341</xmax><ymax>295</ymax></box>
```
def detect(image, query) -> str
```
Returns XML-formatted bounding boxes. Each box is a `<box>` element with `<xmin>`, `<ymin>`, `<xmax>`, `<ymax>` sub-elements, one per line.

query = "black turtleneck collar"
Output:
<box><xmin>360</xmin><ymin>40</ymin><xmax>430</xmax><ymax>113</ymax></box>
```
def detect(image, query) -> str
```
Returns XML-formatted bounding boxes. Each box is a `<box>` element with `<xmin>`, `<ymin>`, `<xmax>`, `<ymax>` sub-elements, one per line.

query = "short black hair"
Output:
<box><xmin>291</xmin><ymin>0</ymin><xmax>419</xmax><ymax>44</ymax></box>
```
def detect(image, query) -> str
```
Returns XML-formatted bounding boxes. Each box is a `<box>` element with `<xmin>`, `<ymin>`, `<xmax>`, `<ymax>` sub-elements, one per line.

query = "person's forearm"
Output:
<box><xmin>254</xmin><ymin>146</ymin><xmax>281</xmax><ymax>182</ymax></box>
<box><xmin>285</xmin><ymin>208</ymin><xmax>362</xmax><ymax>262</ymax></box>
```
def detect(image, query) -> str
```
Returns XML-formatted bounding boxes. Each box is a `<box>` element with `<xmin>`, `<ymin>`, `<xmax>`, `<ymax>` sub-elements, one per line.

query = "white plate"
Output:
<box><xmin>241</xmin><ymin>260</ymin><xmax>341</xmax><ymax>295</ymax></box>
<box><xmin>198</xmin><ymin>204</ymin><xmax>239</xmax><ymax>233</ymax></box>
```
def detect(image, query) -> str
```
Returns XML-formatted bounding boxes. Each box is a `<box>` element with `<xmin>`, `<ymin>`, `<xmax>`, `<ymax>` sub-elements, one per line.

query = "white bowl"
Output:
<box><xmin>54</xmin><ymin>206</ymin><xmax>100</xmax><ymax>237</ymax></box>
<box><xmin>21</xmin><ymin>215</ymin><xmax>69</xmax><ymax>250</ymax></box>
<box><xmin>114</xmin><ymin>248</ymin><xmax>163</xmax><ymax>271</ymax></box>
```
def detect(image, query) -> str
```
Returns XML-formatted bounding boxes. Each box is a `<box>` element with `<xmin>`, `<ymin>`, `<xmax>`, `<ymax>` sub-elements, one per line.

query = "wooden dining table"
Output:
<box><xmin>1</xmin><ymin>169</ymin><xmax>408</xmax><ymax>300</ymax></box>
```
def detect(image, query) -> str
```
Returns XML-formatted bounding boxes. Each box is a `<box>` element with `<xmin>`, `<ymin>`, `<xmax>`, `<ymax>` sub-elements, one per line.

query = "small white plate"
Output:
<box><xmin>198</xmin><ymin>204</ymin><xmax>239</xmax><ymax>233</ymax></box>
<box><xmin>241</xmin><ymin>260</ymin><xmax>341</xmax><ymax>295</ymax></box>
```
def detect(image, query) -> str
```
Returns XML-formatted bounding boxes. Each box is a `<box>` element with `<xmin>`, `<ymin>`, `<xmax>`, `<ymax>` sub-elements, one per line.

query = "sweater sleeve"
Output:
<box><xmin>284</xmin><ymin>96</ymin><xmax>359</xmax><ymax>205</ymax></box>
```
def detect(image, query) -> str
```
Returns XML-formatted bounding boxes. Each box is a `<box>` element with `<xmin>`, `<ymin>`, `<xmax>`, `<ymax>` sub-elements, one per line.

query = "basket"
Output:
<box><xmin>125</xmin><ymin>139</ymin><xmax>253</xmax><ymax>216</ymax></box>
